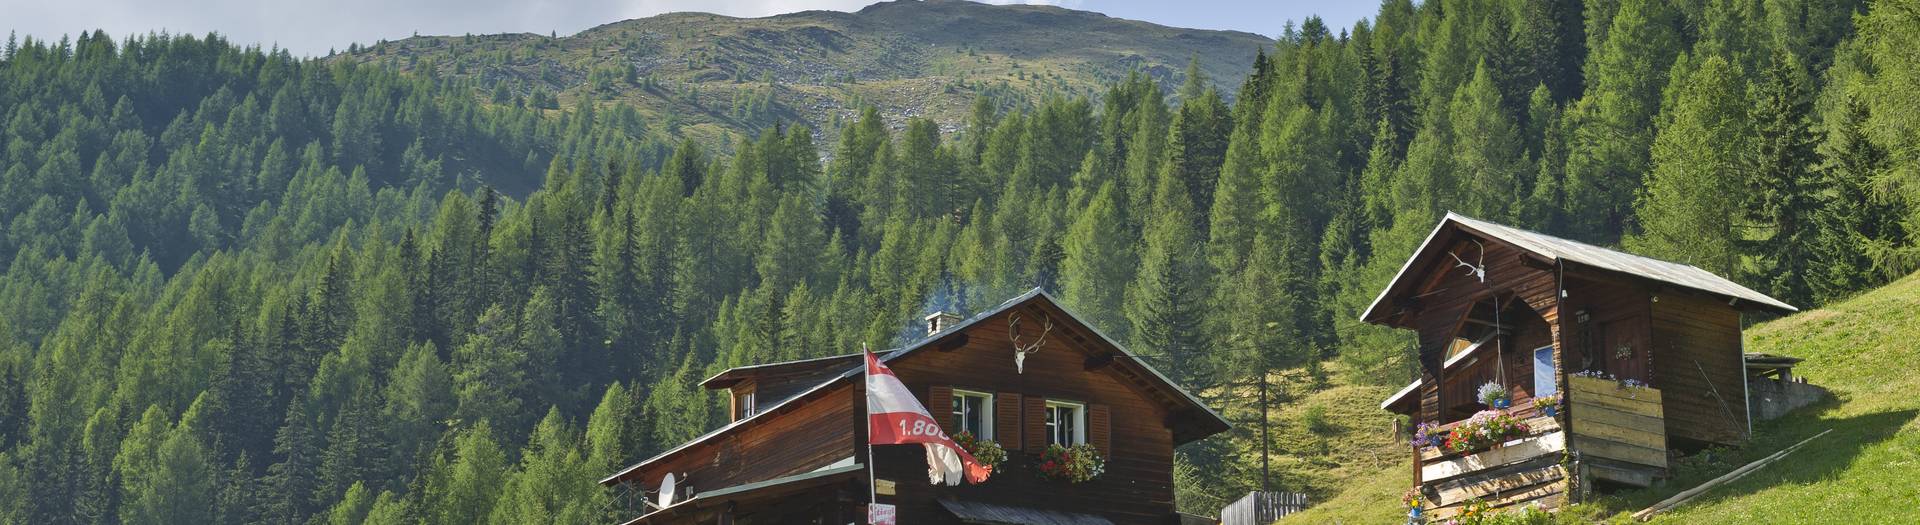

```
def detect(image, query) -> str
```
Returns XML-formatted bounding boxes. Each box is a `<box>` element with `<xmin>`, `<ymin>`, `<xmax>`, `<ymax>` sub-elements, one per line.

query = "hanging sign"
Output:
<box><xmin>869</xmin><ymin>503</ymin><xmax>897</xmax><ymax>525</ymax></box>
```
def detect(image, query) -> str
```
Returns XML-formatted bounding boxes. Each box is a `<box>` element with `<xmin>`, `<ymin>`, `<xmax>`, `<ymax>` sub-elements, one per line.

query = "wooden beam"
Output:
<box><xmin>1083</xmin><ymin>352</ymin><xmax>1116</xmax><ymax>371</ymax></box>
<box><xmin>1631</xmin><ymin>429</ymin><xmax>1833</xmax><ymax>521</ymax></box>
<box><xmin>934</xmin><ymin>333</ymin><xmax>970</xmax><ymax>352</ymax></box>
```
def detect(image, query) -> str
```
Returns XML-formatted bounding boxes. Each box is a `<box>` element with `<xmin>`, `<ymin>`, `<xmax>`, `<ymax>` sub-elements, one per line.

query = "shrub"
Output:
<box><xmin>1301</xmin><ymin>404</ymin><xmax>1333</xmax><ymax>434</ymax></box>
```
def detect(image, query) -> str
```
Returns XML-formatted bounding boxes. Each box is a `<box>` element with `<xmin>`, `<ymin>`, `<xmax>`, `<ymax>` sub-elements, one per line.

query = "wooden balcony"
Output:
<box><xmin>1416</xmin><ymin>415</ymin><xmax>1566</xmax><ymax>518</ymax></box>
<box><xmin>1414</xmin><ymin>378</ymin><xmax>1669</xmax><ymax>518</ymax></box>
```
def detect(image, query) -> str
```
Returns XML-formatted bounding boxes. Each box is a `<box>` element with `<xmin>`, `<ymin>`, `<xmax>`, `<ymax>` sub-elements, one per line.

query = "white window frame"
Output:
<box><xmin>951</xmin><ymin>389</ymin><xmax>994</xmax><ymax>440</ymax></box>
<box><xmin>740</xmin><ymin>391</ymin><xmax>756</xmax><ymax>418</ymax></box>
<box><xmin>1532</xmin><ymin>345</ymin><xmax>1557</xmax><ymax>399</ymax></box>
<box><xmin>1045</xmin><ymin>400</ymin><xmax>1086</xmax><ymax>446</ymax></box>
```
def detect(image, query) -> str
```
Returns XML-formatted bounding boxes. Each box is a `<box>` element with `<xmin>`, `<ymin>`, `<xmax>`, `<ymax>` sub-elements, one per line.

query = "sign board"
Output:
<box><xmin>875</xmin><ymin>479</ymin><xmax>897</xmax><ymax>496</ymax></box>
<box><xmin>868</xmin><ymin>503</ymin><xmax>896</xmax><ymax>525</ymax></box>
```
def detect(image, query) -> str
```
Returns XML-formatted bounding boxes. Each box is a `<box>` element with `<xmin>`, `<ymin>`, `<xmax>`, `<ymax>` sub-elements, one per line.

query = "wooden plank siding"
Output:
<box><xmin>1649</xmin><ymin>290</ymin><xmax>1750</xmax><ymax>445</ymax></box>
<box><xmin>1568</xmin><ymin>376</ymin><xmax>1667</xmax><ymax>469</ymax></box>
<box><xmin>1403</xmin><ymin>234</ymin><xmax>1563</xmax><ymax>428</ymax></box>
<box><xmin>626</xmin><ymin>383</ymin><xmax>859</xmax><ymax>502</ymax></box>
<box><xmin>880</xmin><ymin>305</ymin><xmax>1181</xmax><ymax>525</ymax></box>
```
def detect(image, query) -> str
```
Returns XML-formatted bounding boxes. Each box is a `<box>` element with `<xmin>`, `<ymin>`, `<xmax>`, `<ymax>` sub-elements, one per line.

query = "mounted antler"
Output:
<box><xmin>1448</xmin><ymin>240</ymin><xmax>1488</xmax><ymax>283</ymax></box>
<box><xmin>1008</xmin><ymin>312</ymin><xmax>1053</xmax><ymax>374</ymax></box>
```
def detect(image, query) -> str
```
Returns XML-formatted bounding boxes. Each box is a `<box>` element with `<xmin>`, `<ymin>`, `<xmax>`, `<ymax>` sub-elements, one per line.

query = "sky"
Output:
<box><xmin>0</xmin><ymin>0</ymin><xmax>1376</xmax><ymax>57</ymax></box>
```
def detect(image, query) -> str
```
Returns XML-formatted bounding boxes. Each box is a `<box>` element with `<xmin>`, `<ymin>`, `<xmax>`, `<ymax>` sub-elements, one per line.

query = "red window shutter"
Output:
<box><xmin>1024</xmin><ymin>396</ymin><xmax>1047</xmax><ymax>452</ymax></box>
<box><xmin>929</xmin><ymin>385</ymin><xmax>954</xmax><ymax>431</ymax></box>
<box><xmin>996</xmin><ymin>393</ymin><xmax>1023</xmax><ymax>449</ymax></box>
<box><xmin>1089</xmin><ymin>404</ymin><xmax>1111</xmax><ymax>456</ymax></box>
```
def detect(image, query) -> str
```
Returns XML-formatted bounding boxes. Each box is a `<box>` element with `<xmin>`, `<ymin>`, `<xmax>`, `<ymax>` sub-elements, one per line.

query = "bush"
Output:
<box><xmin>1302</xmin><ymin>405</ymin><xmax>1333</xmax><ymax>434</ymax></box>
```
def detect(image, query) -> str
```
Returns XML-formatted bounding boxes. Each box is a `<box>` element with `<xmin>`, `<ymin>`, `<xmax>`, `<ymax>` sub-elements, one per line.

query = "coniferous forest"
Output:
<box><xmin>2</xmin><ymin>0</ymin><xmax>1919</xmax><ymax>522</ymax></box>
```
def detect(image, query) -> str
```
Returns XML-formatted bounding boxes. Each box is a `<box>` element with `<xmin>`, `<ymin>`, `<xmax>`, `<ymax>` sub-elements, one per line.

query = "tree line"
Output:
<box><xmin>2</xmin><ymin>0</ymin><xmax>1918</xmax><ymax>521</ymax></box>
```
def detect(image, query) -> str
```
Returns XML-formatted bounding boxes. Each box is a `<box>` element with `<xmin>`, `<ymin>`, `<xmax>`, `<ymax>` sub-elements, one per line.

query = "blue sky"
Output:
<box><xmin>1</xmin><ymin>0</ymin><xmax>1375</xmax><ymax>57</ymax></box>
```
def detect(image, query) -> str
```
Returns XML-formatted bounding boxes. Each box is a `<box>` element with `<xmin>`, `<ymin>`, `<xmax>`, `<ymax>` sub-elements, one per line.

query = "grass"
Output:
<box><xmin>1278</xmin><ymin>271</ymin><xmax>1920</xmax><ymax>523</ymax></box>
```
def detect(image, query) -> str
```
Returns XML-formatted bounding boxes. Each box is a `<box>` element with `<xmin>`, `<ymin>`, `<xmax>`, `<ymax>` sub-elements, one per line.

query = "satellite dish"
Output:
<box><xmin>657</xmin><ymin>473</ymin><xmax>677</xmax><ymax>509</ymax></box>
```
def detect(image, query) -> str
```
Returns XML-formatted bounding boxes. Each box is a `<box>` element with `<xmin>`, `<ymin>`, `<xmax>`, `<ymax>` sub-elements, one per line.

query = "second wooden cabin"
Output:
<box><xmin>1369</xmin><ymin>213</ymin><xmax>1796</xmax><ymax>519</ymax></box>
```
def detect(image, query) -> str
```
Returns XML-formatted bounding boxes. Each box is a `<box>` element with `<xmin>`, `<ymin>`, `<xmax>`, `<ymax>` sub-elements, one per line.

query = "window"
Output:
<box><xmin>1532</xmin><ymin>346</ymin><xmax>1556</xmax><ymax>399</ymax></box>
<box><xmin>1045</xmin><ymin>400</ymin><xmax>1085</xmax><ymax>446</ymax></box>
<box><xmin>739</xmin><ymin>391</ymin><xmax>756</xmax><ymax>419</ymax></box>
<box><xmin>950</xmin><ymin>389</ymin><xmax>993</xmax><ymax>440</ymax></box>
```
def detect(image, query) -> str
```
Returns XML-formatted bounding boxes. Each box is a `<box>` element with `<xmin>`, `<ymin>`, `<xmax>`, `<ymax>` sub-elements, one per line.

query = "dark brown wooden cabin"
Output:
<box><xmin>1369</xmin><ymin>213</ymin><xmax>1795</xmax><ymax>519</ymax></box>
<box><xmin>601</xmin><ymin>289</ymin><xmax>1231</xmax><ymax>525</ymax></box>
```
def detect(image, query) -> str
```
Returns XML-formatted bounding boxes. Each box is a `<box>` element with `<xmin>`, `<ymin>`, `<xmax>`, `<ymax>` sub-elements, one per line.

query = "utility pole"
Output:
<box><xmin>1259</xmin><ymin>365</ymin><xmax>1269</xmax><ymax>493</ymax></box>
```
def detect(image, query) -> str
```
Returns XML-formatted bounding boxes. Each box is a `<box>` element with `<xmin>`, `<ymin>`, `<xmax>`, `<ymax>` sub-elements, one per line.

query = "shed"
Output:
<box><xmin>1367</xmin><ymin>213</ymin><xmax>1794</xmax><ymax>519</ymax></box>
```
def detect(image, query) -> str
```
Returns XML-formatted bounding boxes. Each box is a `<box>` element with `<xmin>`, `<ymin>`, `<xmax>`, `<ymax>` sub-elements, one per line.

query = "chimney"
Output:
<box><xmin>925</xmin><ymin>311</ymin><xmax>962</xmax><ymax>336</ymax></box>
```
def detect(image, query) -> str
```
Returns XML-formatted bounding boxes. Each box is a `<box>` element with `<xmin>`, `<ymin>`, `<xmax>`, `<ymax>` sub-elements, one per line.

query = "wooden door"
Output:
<box><xmin>1599</xmin><ymin>315</ymin><xmax>1650</xmax><ymax>383</ymax></box>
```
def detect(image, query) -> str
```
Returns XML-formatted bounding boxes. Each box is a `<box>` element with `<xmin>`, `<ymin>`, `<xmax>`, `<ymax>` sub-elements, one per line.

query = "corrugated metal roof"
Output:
<box><xmin>1362</xmin><ymin>213</ymin><xmax>1796</xmax><ymax>322</ymax></box>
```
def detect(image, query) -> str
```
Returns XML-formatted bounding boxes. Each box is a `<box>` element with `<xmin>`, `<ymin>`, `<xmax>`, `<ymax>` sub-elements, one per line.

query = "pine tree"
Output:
<box><xmin>264</xmin><ymin>402</ymin><xmax>323</xmax><ymax>522</ymax></box>
<box><xmin>1628</xmin><ymin>54</ymin><xmax>1749</xmax><ymax>275</ymax></box>
<box><xmin>1125</xmin><ymin>169</ymin><xmax>1211</xmax><ymax>387</ymax></box>
<box><xmin>424</xmin><ymin>422</ymin><xmax>508</xmax><ymax>525</ymax></box>
<box><xmin>1740</xmin><ymin>49</ymin><xmax>1821</xmax><ymax>306</ymax></box>
<box><xmin>1060</xmin><ymin>182</ymin><xmax>1135</xmax><ymax>337</ymax></box>
<box><xmin>1562</xmin><ymin>0</ymin><xmax>1682</xmax><ymax>241</ymax></box>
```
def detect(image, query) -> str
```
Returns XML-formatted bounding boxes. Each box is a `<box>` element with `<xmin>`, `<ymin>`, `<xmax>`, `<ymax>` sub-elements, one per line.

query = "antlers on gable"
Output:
<box><xmin>1008</xmin><ymin>312</ymin><xmax>1053</xmax><ymax>374</ymax></box>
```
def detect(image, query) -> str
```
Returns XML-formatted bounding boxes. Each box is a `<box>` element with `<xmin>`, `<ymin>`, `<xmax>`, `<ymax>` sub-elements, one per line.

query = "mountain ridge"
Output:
<box><xmin>330</xmin><ymin>0</ymin><xmax>1274</xmax><ymax>145</ymax></box>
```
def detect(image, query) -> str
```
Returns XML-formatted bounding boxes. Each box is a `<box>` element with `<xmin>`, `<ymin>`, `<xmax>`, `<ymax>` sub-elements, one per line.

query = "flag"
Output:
<box><xmin>865</xmin><ymin>348</ymin><xmax>991</xmax><ymax>485</ymax></box>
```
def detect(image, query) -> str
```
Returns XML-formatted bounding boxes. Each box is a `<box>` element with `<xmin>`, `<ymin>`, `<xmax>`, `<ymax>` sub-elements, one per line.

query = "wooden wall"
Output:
<box><xmin>1649</xmin><ymin>290</ymin><xmax>1749</xmax><ymax>445</ymax></box>
<box><xmin>625</xmin><ymin>383</ymin><xmax>858</xmax><ymax>500</ymax></box>
<box><xmin>1406</xmin><ymin>233</ymin><xmax>1561</xmax><ymax>425</ymax></box>
<box><xmin>879</xmin><ymin>306</ymin><xmax>1181</xmax><ymax>525</ymax></box>
<box><xmin>1560</xmin><ymin>276</ymin><xmax>1653</xmax><ymax>383</ymax></box>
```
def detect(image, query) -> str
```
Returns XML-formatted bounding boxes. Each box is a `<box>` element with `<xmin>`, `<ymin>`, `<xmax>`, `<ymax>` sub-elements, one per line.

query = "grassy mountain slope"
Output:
<box><xmin>1277</xmin><ymin>271</ymin><xmax>1920</xmax><ymax>523</ymax></box>
<box><xmin>328</xmin><ymin>0</ymin><xmax>1271</xmax><ymax>145</ymax></box>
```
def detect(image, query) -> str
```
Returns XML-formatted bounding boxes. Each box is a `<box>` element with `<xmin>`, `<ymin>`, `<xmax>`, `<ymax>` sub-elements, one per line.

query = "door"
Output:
<box><xmin>1600</xmin><ymin>316</ymin><xmax>1650</xmax><ymax>383</ymax></box>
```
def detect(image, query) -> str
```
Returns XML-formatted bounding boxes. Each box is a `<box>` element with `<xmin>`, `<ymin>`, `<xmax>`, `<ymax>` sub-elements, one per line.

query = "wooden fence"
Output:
<box><xmin>1220</xmin><ymin>491</ymin><xmax>1308</xmax><ymax>525</ymax></box>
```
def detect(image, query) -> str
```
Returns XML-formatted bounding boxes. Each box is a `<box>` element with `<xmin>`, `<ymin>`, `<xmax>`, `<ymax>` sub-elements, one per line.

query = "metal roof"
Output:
<box><xmin>1362</xmin><ymin>212</ymin><xmax>1797</xmax><ymax>323</ymax></box>
<box><xmin>938</xmin><ymin>499</ymin><xmax>1117</xmax><ymax>525</ymax></box>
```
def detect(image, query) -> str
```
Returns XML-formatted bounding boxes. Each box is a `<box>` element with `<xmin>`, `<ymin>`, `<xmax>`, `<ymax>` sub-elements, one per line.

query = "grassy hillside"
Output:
<box><xmin>1278</xmin><ymin>271</ymin><xmax>1920</xmax><ymax>523</ymax></box>
<box><xmin>330</xmin><ymin>0</ymin><xmax>1271</xmax><ymax>145</ymax></box>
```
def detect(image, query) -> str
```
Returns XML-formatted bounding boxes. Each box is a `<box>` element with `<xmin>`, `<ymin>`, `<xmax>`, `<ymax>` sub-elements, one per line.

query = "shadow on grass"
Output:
<box><xmin>1588</xmin><ymin>400</ymin><xmax>1918</xmax><ymax>517</ymax></box>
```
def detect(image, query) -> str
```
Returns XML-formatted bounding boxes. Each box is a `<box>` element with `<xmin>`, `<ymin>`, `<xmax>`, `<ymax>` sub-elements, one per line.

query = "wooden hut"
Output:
<box><xmin>601</xmin><ymin>289</ymin><xmax>1231</xmax><ymax>525</ymax></box>
<box><xmin>1369</xmin><ymin>213</ymin><xmax>1795</xmax><ymax>518</ymax></box>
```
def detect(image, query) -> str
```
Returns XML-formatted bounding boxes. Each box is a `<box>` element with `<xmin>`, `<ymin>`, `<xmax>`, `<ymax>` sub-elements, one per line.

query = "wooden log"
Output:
<box><xmin>1631</xmin><ymin>429</ymin><xmax>1833</xmax><ymax>521</ymax></box>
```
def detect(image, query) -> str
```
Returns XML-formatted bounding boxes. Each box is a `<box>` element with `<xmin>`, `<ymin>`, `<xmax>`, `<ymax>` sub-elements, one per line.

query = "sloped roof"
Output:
<box><xmin>602</xmin><ymin>288</ymin><xmax>1231</xmax><ymax>486</ymax></box>
<box><xmin>1361</xmin><ymin>212</ymin><xmax>1796</xmax><ymax>324</ymax></box>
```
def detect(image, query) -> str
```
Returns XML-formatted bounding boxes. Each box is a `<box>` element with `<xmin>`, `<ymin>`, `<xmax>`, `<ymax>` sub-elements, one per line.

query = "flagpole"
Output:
<box><xmin>864</xmin><ymin>343</ymin><xmax>878</xmax><ymax>513</ymax></box>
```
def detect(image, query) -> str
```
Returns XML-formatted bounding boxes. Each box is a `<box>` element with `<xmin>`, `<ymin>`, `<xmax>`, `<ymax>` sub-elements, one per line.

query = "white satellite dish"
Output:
<box><xmin>656</xmin><ymin>473</ymin><xmax>677</xmax><ymax>509</ymax></box>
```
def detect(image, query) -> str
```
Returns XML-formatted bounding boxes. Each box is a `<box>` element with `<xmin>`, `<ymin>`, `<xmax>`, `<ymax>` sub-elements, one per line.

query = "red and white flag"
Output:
<box><xmin>865</xmin><ymin>348</ymin><xmax>991</xmax><ymax>485</ymax></box>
